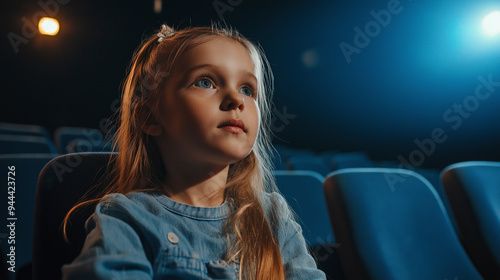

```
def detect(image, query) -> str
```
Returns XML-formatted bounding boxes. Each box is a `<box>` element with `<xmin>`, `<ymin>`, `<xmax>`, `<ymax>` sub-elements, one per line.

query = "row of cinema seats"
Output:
<box><xmin>271</xmin><ymin>146</ymin><xmax>459</xmax><ymax>232</ymax></box>
<box><xmin>0</xmin><ymin>122</ymin><xmax>113</xmax><ymax>155</ymax></box>
<box><xmin>5</xmin><ymin>152</ymin><xmax>499</xmax><ymax>280</ymax></box>
<box><xmin>0</xmin><ymin>122</ymin><xmax>113</xmax><ymax>280</ymax></box>
<box><xmin>277</xmin><ymin>154</ymin><xmax>500</xmax><ymax>280</ymax></box>
<box><xmin>1</xmin><ymin>122</ymin><xmax>499</xmax><ymax>279</ymax></box>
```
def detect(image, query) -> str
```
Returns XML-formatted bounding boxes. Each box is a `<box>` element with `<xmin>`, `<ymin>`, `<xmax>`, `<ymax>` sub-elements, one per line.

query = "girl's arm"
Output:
<box><xmin>280</xmin><ymin>222</ymin><xmax>327</xmax><ymax>280</ymax></box>
<box><xmin>267</xmin><ymin>192</ymin><xmax>327</xmax><ymax>280</ymax></box>
<box><xmin>62</xmin><ymin>196</ymin><xmax>154</xmax><ymax>280</ymax></box>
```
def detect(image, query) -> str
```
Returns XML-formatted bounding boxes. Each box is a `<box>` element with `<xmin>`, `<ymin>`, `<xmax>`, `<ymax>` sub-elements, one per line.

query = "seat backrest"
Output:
<box><xmin>0</xmin><ymin>154</ymin><xmax>55</xmax><ymax>280</ymax></box>
<box><xmin>415</xmin><ymin>168</ymin><xmax>458</xmax><ymax>232</ymax></box>
<box><xmin>65</xmin><ymin>139</ymin><xmax>114</xmax><ymax>153</ymax></box>
<box><xmin>273</xmin><ymin>170</ymin><xmax>333</xmax><ymax>246</ymax></box>
<box><xmin>274</xmin><ymin>170</ymin><xmax>344</xmax><ymax>280</ymax></box>
<box><xmin>0</xmin><ymin>122</ymin><xmax>50</xmax><ymax>139</ymax></box>
<box><xmin>286</xmin><ymin>155</ymin><xmax>332</xmax><ymax>176</ymax></box>
<box><xmin>53</xmin><ymin>127</ymin><xmax>104</xmax><ymax>154</ymax></box>
<box><xmin>0</xmin><ymin>134</ymin><xmax>56</xmax><ymax>155</ymax></box>
<box><xmin>330</xmin><ymin>152</ymin><xmax>375</xmax><ymax>170</ymax></box>
<box><xmin>442</xmin><ymin>161</ymin><xmax>500</xmax><ymax>279</ymax></box>
<box><xmin>318</xmin><ymin>150</ymin><xmax>338</xmax><ymax>168</ymax></box>
<box><xmin>33</xmin><ymin>152</ymin><xmax>116</xmax><ymax>280</ymax></box>
<box><xmin>323</xmin><ymin>168</ymin><xmax>482</xmax><ymax>280</ymax></box>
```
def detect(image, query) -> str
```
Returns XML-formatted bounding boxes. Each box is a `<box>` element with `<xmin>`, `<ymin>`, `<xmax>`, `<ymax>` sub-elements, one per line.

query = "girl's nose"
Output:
<box><xmin>220</xmin><ymin>89</ymin><xmax>245</xmax><ymax>112</ymax></box>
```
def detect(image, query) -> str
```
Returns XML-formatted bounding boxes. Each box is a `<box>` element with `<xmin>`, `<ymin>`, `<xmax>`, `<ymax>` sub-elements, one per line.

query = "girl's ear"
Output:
<box><xmin>135</xmin><ymin>101</ymin><xmax>163</xmax><ymax>136</ymax></box>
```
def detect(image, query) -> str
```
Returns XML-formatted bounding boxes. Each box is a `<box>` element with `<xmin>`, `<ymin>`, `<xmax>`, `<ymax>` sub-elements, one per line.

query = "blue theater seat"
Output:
<box><xmin>0</xmin><ymin>154</ymin><xmax>55</xmax><ymax>280</ymax></box>
<box><xmin>65</xmin><ymin>138</ymin><xmax>114</xmax><ymax>153</ymax></box>
<box><xmin>33</xmin><ymin>152</ymin><xmax>116</xmax><ymax>280</ymax></box>
<box><xmin>53</xmin><ymin>127</ymin><xmax>105</xmax><ymax>154</ymax></box>
<box><xmin>286</xmin><ymin>155</ymin><xmax>332</xmax><ymax>176</ymax></box>
<box><xmin>415</xmin><ymin>168</ymin><xmax>458</xmax><ymax>232</ymax></box>
<box><xmin>319</xmin><ymin>150</ymin><xmax>339</xmax><ymax>167</ymax></box>
<box><xmin>442</xmin><ymin>161</ymin><xmax>500</xmax><ymax>279</ymax></box>
<box><xmin>323</xmin><ymin>168</ymin><xmax>482</xmax><ymax>280</ymax></box>
<box><xmin>0</xmin><ymin>135</ymin><xmax>56</xmax><ymax>155</ymax></box>
<box><xmin>273</xmin><ymin>170</ymin><xmax>332</xmax><ymax>246</ymax></box>
<box><xmin>330</xmin><ymin>151</ymin><xmax>375</xmax><ymax>170</ymax></box>
<box><xmin>273</xmin><ymin>170</ymin><xmax>343</xmax><ymax>279</ymax></box>
<box><xmin>0</xmin><ymin>122</ymin><xmax>50</xmax><ymax>139</ymax></box>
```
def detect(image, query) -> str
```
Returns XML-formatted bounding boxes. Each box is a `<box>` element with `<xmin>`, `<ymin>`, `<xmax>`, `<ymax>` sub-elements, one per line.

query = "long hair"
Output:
<box><xmin>63</xmin><ymin>23</ymin><xmax>284</xmax><ymax>279</ymax></box>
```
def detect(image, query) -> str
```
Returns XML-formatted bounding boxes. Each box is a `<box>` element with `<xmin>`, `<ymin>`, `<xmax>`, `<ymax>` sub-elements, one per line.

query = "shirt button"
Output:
<box><xmin>167</xmin><ymin>232</ymin><xmax>179</xmax><ymax>244</ymax></box>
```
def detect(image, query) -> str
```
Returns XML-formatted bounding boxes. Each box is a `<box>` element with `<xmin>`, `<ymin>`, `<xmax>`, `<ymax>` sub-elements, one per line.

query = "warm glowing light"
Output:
<box><xmin>38</xmin><ymin>17</ymin><xmax>60</xmax><ymax>36</ymax></box>
<box><xmin>482</xmin><ymin>11</ymin><xmax>500</xmax><ymax>36</ymax></box>
<box><xmin>154</xmin><ymin>0</ymin><xmax>162</xmax><ymax>13</ymax></box>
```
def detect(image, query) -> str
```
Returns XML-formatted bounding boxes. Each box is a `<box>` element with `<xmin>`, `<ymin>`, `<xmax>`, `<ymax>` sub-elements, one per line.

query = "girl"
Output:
<box><xmin>62</xmin><ymin>23</ymin><xmax>326</xmax><ymax>280</ymax></box>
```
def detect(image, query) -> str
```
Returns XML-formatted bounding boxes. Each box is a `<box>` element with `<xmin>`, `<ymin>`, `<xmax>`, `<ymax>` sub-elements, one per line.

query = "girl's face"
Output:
<box><xmin>151</xmin><ymin>36</ymin><xmax>260</xmax><ymax>167</ymax></box>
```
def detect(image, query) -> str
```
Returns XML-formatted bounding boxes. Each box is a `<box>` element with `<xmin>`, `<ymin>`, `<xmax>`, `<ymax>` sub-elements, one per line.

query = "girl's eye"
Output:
<box><xmin>194</xmin><ymin>78</ymin><xmax>214</xmax><ymax>89</ymax></box>
<box><xmin>239</xmin><ymin>86</ymin><xmax>254</xmax><ymax>97</ymax></box>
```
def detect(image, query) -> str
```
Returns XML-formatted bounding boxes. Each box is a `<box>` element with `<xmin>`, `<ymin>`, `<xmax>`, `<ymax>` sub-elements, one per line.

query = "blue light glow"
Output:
<box><xmin>482</xmin><ymin>11</ymin><xmax>500</xmax><ymax>36</ymax></box>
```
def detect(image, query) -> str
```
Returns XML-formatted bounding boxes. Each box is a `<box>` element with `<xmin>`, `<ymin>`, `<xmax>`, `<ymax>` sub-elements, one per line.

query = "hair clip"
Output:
<box><xmin>157</xmin><ymin>24</ymin><xmax>175</xmax><ymax>42</ymax></box>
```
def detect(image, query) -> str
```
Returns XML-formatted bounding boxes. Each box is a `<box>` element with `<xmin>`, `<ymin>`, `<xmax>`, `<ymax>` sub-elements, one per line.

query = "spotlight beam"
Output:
<box><xmin>482</xmin><ymin>11</ymin><xmax>500</xmax><ymax>36</ymax></box>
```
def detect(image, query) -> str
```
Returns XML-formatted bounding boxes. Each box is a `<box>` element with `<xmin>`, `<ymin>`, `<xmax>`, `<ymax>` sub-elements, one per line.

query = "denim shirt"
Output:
<box><xmin>62</xmin><ymin>191</ymin><xmax>326</xmax><ymax>280</ymax></box>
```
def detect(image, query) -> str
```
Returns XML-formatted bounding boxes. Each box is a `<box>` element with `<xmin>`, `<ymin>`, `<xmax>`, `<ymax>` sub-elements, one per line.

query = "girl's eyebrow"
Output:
<box><xmin>185</xmin><ymin>64</ymin><xmax>257</xmax><ymax>82</ymax></box>
<box><xmin>185</xmin><ymin>64</ymin><xmax>214</xmax><ymax>74</ymax></box>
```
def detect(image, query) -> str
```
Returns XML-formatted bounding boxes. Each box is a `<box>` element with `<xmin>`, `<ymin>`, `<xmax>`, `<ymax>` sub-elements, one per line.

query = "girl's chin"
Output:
<box><xmin>220</xmin><ymin>151</ymin><xmax>253</xmax><ymax>165</ymax></box>
<box><xmin>216</xmin><ymin>144</ymin><xmax>253</xmax><ymax>158</ymax></box>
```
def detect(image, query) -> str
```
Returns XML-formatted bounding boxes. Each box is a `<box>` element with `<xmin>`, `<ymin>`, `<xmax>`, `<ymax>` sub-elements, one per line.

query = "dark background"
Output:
<box><xmin>2</xmin><ymin>0</ymin><xmax>500</xmax><ymax>169</ymax></box>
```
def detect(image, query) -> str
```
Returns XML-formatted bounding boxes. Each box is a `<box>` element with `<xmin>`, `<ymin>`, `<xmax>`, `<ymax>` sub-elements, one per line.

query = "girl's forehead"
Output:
<box><xmin>173</xmin><ymin>36</ymin><xmax>255</xmax><ymax>75</ymax></box>
<box><xmin>187</xmin><ymin>36</ymin><xmax>250</xmax><ymax>59</ymax></box>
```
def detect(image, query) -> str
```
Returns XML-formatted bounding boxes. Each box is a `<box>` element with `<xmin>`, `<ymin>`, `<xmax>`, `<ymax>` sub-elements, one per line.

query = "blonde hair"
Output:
<box><xmin>63</xmin><ymin>23</ymin><xmax>284</xmax><ymax>279</ymax></box>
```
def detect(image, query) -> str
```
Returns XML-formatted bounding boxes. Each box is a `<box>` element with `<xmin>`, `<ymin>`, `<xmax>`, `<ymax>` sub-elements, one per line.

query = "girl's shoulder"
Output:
<box><xmin>97</xmin><ymin>191</ymin><xmax>165</xmax><ymax>215</ymax></box>
<box><xmin>260</xmin><ymin>191</ymin><xmax>288</xmax><ymax>211</ymax></box>
<box><xmin>260</xmin><ymin>191</ymin><xmax>304</xmax><ymax>248</ymax></box>
<box><xmin>260</xmin><ymin>191</ymin><xmax>293</xmax><ymax>225</ymax></box>
<box><xmin>102</xmin><ymin>191</ymin><xmax>157</xmax><ymax>201</ymax></box>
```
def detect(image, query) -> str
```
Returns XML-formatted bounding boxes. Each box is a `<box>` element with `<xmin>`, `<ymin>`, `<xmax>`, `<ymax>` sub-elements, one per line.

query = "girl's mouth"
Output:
<box><xmin>218</xmin><ymin>119</ymin><xmax>246</xmax><ymax>133</ymax></box>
